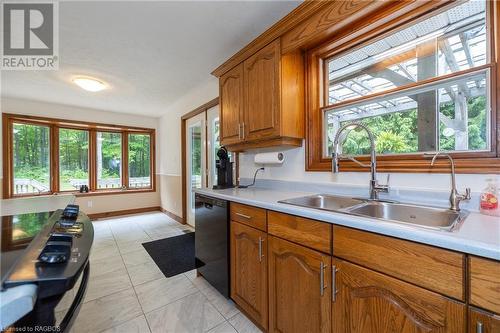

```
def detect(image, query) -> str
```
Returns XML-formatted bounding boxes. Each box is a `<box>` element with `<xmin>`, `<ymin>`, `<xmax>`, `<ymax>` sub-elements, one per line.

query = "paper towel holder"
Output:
<box><xmin>254</xmin><ymin>152</ymin><xmax>284</xmax><ymax>164</ymax></box>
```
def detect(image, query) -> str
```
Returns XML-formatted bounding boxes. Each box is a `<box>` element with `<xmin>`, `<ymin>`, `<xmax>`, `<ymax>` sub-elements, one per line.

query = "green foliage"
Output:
<box><xmin>13</xmin><ymin>123</ymin><xmax>50</xmax><ymax>190</ymax></box>
<box><xmin>13</xmin><ymin>127</ymin><xmax>152</xmax><ymax>191</ymax></box>
<box><xmin>13</xmin><ymin>212</ymin><xmax>52</xmax><ymax>240</ymax></box>
<box><xmin>332</xmin><ymin>95</ymin><xmax>487</xmax><ymax>155</ymax></box>
<box><xmin>128</xmin><ymin>134</ymin><xmax>151</xmax><ymax>179</ymax></box>
<box><xmin>376</xmin><ymin>131</ymin><xmax>407</xmax><ymax>153</ymax></box>
<box><xmin>99</xmin><ymin>132</ymin><xmax>122</xmax><ymax>181</ymax></box>
<box><xmin>59</xmin><ymin>128</ymin><xmax>89</xmax><ymax>190</ymax></box>
<box><xmin>338</xmin><ymin>110</ymin><xmax>418</xmax><ymax>155</ymax></box>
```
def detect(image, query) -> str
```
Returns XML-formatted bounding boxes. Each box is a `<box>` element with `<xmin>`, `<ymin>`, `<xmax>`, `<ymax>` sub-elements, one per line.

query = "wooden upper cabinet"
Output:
<box><xmin>230</xmin><ymin>221</ymin><xmax>268</xmax><ymax>330</ymax></box>
<box><xmin>220</xmin><ymin>63</ymin><xmax>244</xmax><ymax>146</ymax></box>
<box><xmin>218</xmin><ymin>38</ymin><xmax>304</xmax><ymax>151</ymax></box>
<box><xmin>332</xmin><ymin>258</ymin><xmax>466</xmax><ymax>333</ymax></box>
<box><xmin>268</xmin><ymin>236</ymin><xmax>331</xmax><ymax>333</ymax></box>
<box><xmin>243</xmin><ymin>39</ymin><xmax>281</xmax><ymax>141</ymax></box>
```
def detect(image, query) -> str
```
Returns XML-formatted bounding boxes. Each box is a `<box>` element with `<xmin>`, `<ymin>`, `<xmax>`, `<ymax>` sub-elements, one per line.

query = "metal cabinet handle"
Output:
<box><xmin>332</xmin><ymin>265</ymin><xmax>339</xmax><ymax>302</ymax></box>
<box><xmin>258</xmin><ymin>237</ymin><xmax>264</xmax><ymax>262</ymax></box>
<box><xmin>476</xmin><ymin>322</ymin><xmax>483</xmax><ymax>333</ymax></box>
<box><xmin>320</xmin><ymin>262</ymin><xmax>327</xmax><ymax>296</ymax></box>
<box><xmin>242</xmin><ymin>122</ymin><xmax>245</xmax><ymax>139</ymax></box>
<box><xmin>235</xmin><ymin>212</ymin><xmax>251</xmax><ymax>219</ymax></box>
<box><xmin>238</xmin><ymin>124</ymin><xmax>241</xmax><ymax>140</ymax></box>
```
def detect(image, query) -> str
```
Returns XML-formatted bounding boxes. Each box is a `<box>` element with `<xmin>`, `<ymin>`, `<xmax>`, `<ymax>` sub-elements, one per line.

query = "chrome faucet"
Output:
<box><xmin>425</xmin><ymin>152</ymin><xmax>471</xmax><ymax>211</ymax></box>
<box><xmin>332</xmin><ymin>123</ymin><xmax>389</xmax><ymax>200</ymax></box>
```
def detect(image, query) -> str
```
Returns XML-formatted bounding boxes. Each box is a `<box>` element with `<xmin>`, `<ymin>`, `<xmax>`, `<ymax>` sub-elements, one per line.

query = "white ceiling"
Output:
<box><xmin>1</xmin><ymin>1</ymin><xmax>301</xmax><ymax>117</ymax></box>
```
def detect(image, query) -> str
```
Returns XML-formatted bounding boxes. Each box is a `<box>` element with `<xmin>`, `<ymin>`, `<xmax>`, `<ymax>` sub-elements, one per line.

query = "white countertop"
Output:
<box><xmin>194</xmin><ymin>187</ymin><xmax>500</xmax><ymax>260</ymax></box>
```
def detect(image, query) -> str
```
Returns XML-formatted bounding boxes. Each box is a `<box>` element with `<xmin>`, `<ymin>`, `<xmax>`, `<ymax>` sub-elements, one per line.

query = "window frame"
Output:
<box><xmin>57</xmin><ymin>126</ymin><xmax>91</xmax><ymax>193</ymax></box>
<box><xmin>127</xmin><ymin>131</ymin><xmax>154</xmax><ymax>189</ymax></box>
<box><xmin>2</xmin><ymin>113</ymin><xmax>156</xmax><ymax>198</ymax></box>
<box><xmin>95</xmin><ymin>129</ymin><xmax>125</xmax><ymax>191</ymax></box>
<box><xmin>305</xmin><ymin>0</ymin><xmax>500</xmax><ymax>174</ymax></box>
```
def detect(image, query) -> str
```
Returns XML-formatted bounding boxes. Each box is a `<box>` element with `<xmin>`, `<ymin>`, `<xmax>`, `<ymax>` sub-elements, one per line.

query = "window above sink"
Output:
<box><xmin>306</xmin><ymin>0</ymin><xmax>500</xmax><ymax>174</ymax></box>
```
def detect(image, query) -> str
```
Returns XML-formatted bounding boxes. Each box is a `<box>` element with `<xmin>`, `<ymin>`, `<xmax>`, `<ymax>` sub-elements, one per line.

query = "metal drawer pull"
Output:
<box><xmin>258</xmin><ymin>237</ymin><xmax>264</xmax><ymax>262</ymax></box>
<box><xmin>235</xmin><ymin>212</ymin><xmax>252</xmax><ymax>219</ymax></box>
<box><xmin>476</xmin><ymin>322</ymin><xmax>483</xmax><ymax>333</ymax></box>
<box><xmin>332</xmin><ymin>265</ymin><xmax>339</xmax><ymax>302</ymax></box>
<box><xmin>320</xmin><ymin>262</ymin><xmax>327</xmax><ymax>296</ymax></box>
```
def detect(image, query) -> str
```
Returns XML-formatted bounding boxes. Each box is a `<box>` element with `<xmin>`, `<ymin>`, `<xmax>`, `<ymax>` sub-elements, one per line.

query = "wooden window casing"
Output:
<box><xmin>2</xmin><ymin>113</ymin><xmax>156</xmax><ymax>198</ymax></box>
<box><xmin>305</xmin><ymin>0</ymin><xmax>500</xmax><ymax>174</ymax></box>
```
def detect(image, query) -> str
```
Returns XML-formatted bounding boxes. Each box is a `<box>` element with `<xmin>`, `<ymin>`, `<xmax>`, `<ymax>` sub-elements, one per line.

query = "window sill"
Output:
<box><xmin>6</xmin><ymin>188</ymin><xmax>156</xmax><ymax>199</ymax></box>
<box><xmin>73</xmin><ymin>189</ymin><xmax>155</xmax><ymax>197</ymax></box>
<box><xmin>306</xmin><ymin>156</ymin><xmax>500</xmax><ymax>174</ymax></box>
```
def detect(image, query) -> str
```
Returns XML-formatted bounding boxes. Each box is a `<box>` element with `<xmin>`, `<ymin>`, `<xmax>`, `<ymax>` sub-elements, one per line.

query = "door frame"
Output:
<box><xmin>185</xmin><ymin>112</ymin><xmax>206</xmax><ymax>227</ymax></box>
<box><xmin>181</xmin><ymin>97</ymin><xmax>219</xmax><ymax>225</ymax></box>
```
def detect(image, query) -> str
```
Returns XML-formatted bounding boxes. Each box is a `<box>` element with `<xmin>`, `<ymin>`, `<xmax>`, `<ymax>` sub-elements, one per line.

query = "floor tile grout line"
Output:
<box><xmin>187</xmin><ymin>272</ymin><xmax>241</xmax><ymax>321</ymax></box>
<box><xmin>107</xmin><ymin>220</ymin><xmax>153</xmax><ymax>333</ymax></box>
<box><xmin>90</xmin><ymin>215</ymin><xmax>234</xmax><ymax>333</ymax></box>
<box><xmin>96</xmin><ymin>314</ymin><xmax>146</xmax><ymax>333</ymax></box>
<box><xmin>105</xmin><ymin>217</ymin><xmax>203</xmax><ymax>331</ymax></box>
<box><xmin>140</xmin><ymin>286</ymin><xmax>200</xmax><ymax>317</ymax></box>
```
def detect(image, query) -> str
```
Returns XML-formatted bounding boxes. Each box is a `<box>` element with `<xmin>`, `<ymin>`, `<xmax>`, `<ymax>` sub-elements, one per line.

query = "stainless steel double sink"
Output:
<box><xmin>278</xmin><ymin>194</ymin><xmax>468</xmax><ymax>232</ymax></box>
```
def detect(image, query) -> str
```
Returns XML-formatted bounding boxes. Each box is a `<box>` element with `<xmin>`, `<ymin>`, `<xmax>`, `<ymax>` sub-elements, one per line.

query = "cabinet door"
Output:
<box><xmin>268</xmin><ymin>236</ymin><xmax>331</xmax><ymax>333</ymax></box>
<box><xmin>230</xmin><ymin>221</ymin><xmax>268</xmax><ymax>329</ymax></box>
<box><xmin>220</xmin><ymin>63</ymin><xmax>244</xmax><ymax>146</ymax></box>
<box><xmin>243</xmin><ymin>39</ymin><xmax>280</xmax><ymax>141</ymax></box>
<box><xmin>332</xmin><ymin>258</ymin><xmax>465</xmax><ymax>333</ymax></box>
<box><xmin>469</xmin><ymin>307</ymin><xmax>500</xmax><ymax>333</ymax></box>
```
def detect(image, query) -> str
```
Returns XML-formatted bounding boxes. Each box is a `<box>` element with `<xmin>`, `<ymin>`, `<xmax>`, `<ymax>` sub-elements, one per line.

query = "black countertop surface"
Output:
<box><xmin>1</xmin><ymin>210</ymin><xmax>94</xmax><ymax>297</ymax></box>
<box><xmin>1</xmin><ymin>211</ymin><xmax>54</xmax><ymax>283</ymax></box>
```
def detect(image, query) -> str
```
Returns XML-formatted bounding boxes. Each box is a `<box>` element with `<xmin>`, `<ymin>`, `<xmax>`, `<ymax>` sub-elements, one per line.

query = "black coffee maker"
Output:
<box><xmin>213</xmin><ymin>147</ymin><xmax>233</xmax><ymax>189</ymax></box>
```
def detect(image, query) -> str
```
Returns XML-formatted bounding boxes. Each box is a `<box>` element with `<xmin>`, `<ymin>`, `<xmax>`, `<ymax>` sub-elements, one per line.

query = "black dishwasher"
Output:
<box><xmin>194</xmin><ymin>194</ymin><xmax>229</xmax><ymax>297</ymax></box>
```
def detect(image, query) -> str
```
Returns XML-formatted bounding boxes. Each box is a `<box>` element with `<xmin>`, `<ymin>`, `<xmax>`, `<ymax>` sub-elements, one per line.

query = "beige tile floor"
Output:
<box><xmin>67</xmin><ymin>212</ymin><xmax>262</xmax><ymax>333</ymax></box>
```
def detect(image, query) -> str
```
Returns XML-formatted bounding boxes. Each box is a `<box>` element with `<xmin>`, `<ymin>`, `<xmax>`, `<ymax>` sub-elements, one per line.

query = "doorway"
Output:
<box><xmin>182</xmin><ymin>98</ymin><xmax>228</xmax><ymax>227</ymax></box>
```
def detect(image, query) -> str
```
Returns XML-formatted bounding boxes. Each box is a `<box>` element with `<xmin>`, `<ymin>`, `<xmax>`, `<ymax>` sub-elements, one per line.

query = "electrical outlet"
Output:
<box><xmin>87</xmin><ymin>200</ymin><xmax>93</xmax><ymax>208</ymax></box>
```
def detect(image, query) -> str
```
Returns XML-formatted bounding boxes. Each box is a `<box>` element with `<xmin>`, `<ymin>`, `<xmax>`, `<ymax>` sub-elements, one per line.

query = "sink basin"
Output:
<box><xmin>279</xmin><ymin>194</ymin><xmax>467</xmax><ymax>232</ymax></box>
<box><xmin>346</xmin><ymin>201</ymin><xmax>468</xmax><ymax>231</ymax></box>
<box><xmin>278</xmin><ymin>194</ymin><xmax>365</xmax><ymax>212</ymax></box>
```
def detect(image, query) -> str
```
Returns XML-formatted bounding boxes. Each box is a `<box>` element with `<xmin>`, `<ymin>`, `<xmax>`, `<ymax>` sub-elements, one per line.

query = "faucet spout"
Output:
<box><xmin>425</xmin><ymin>152</ymin><xmax>471</xmax><ymax>211</ymax></box>
<box><xmin>332</xmin><ymin>123</ymin><xmax>389</xmax><ymax>200</ymax></box>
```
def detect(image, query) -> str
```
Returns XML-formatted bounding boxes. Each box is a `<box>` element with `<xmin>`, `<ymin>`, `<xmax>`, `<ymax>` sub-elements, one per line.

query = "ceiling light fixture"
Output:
<box><xmin>72</xmin><ymin>76</ymin><xmax>107</xmax><ymax>92</ymax></box>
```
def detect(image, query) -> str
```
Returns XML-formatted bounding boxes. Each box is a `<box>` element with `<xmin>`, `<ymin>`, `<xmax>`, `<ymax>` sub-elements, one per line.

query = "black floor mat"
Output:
<box><xmin>142</xmin><ymin>232</ymin><xmax>197</xmax><ymax>278</ymax></box>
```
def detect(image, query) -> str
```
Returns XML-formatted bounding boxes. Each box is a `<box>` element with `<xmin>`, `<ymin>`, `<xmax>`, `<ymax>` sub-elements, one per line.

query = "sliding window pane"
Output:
<box><xmin>128</xmin><ymin>134</ymin><xmax>151</xmax><ymax>188</ymax></box>
<box><xmin>59</xmin><ymin>128</ymin><xmax>89</xmax><ymax>191</ymax></box>
<box><xmin>97</xmin><ymin>132</ymin><xmax>122</xmax><ymax>189</ymax></box>
<box><xmin>13</xmin><ymin>123</ymin><xmax>50</xmax><ymax>195</ymax></box>
<box><xmin>324</xmin><ymin>71</ymin><xmax>489</xmax><ymax>156</ymax></box>
<box><xmin>326</xmin><ymin>0</ymin><xmax>487</xmax><ymax>105</ymax></box>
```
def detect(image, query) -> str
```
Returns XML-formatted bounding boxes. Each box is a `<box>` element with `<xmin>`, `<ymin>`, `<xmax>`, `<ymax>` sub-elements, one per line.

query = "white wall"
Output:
<box><xmin>158</xmin><ymin>78</ymin><xmax>218</xmax><ymax>217</ymax></box>
<box><xmin>239</xmin><ymin>144</ymin><xmax>499</xmax><ymax>193</ymax></box>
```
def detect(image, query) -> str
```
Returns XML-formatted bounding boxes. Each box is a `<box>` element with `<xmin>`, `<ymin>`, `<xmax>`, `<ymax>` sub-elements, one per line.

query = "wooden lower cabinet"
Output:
<box><xmin>469</xmin><ymin>307</ymin><xmax>500</xmax><ymax>333</ymax></box>
<box><xmin>268</xmin><ymin>236</ymin><xmax>331</xmax><ymax>333</ymax></box>
<box><xmin>332</xmin><ymin>258</ymin><xmax>466</xmax><ymax>333</ymax></box>
<box><xmin>230</xmin><ymin>221</ymin><xmax>268</xmax><ymax>329</ymax></box>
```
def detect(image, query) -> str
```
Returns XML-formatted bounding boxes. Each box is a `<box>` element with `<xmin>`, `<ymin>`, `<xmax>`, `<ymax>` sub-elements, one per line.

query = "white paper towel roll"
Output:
<box><xmin>254</xmin><ymin>152</ymin><xmax>284</xmax><ymax>164</ymax></box>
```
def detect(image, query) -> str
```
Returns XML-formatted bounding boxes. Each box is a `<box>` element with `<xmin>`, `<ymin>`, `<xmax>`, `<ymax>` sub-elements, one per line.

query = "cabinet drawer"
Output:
<box><xmin>268</xmin><ymin>211</ymin><xmax>332</xmax><ymax>254</ymax></box>
<box><xmin>230</xmin><ymin>203</ymin><xmax>267</xmax><ymax>231</ymax></box>
<box><xmin>469</xmin><ymin>256</ymin><xmax>500</xmax><ymax>314</ymax></box>
<box><xmin>333</xmin><ymin>226</ymin><xmax>465</xmax><ymax>300</ymax></box>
